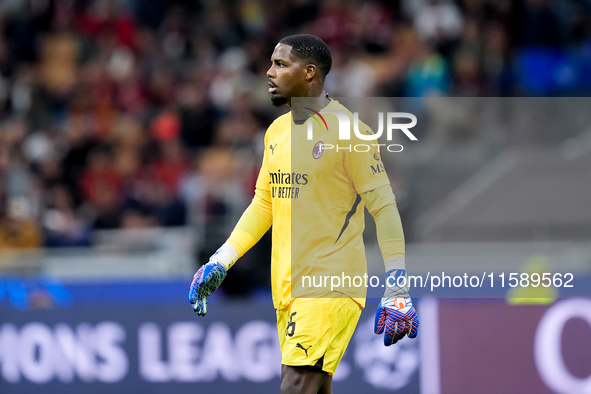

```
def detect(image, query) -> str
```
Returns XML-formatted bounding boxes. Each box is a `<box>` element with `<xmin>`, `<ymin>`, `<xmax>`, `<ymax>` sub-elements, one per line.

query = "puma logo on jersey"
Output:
<box><xmin>296</xmin><ymin>343</ymin><xmax>312</xmax><ymax>357</ymax></box>
<box><xmin>269</xmin><ymin>144</ymin><xmax>277</xmax><ymax>154</ymax></box>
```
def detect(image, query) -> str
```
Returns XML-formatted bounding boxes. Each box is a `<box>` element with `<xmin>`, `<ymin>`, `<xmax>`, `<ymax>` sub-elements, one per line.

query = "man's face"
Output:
<box><xmin>267</xmin><ymin>43</ymin><xmax>307</xmax><ymax>107</ymax></box>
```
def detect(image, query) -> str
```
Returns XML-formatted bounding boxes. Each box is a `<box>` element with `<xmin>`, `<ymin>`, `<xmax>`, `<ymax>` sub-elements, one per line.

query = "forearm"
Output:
<box><xmin>226</xmin><ymin>188</ymin><xmax>273</xmax><ymax>261</ymax></box>
<box><xmin>361</xmin><ymin>185</ymin><xmax>406</xmax><ymax>273</ymax></box>
<box><xmin>366</xmin><ymin>189</ymin><xmax>419</xmax><ymax>345</ymax></box>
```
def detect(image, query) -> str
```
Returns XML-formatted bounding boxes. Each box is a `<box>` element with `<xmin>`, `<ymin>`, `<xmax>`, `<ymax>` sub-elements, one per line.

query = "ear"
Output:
<box><xmin>305</xmin><ymin>64</ymin><xmax>317</xmax><ymax>82</ymax></box>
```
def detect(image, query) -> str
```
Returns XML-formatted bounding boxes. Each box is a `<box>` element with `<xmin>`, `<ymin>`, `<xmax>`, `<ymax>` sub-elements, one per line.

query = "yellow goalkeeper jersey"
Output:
<box><xmin>256</xmin><ymin>99</ymin><xmax>391</xmax><ymax>310</ymax></box>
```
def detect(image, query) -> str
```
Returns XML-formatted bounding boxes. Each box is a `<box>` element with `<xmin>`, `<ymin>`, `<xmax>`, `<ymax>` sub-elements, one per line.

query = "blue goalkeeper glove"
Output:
<box><xmin>189</xmin><ymin>243</ymin><xmax>238</xmax><ymax>316</ymax></box>
<box><xmin>189</xmin><ymin>261</ymin><xmax>226</xmax><ymax>316</ymax></box>
<box><xmin>374</xmin><ymin>269</ymin><xmax>420</xmax><ymax>346</ymax></box>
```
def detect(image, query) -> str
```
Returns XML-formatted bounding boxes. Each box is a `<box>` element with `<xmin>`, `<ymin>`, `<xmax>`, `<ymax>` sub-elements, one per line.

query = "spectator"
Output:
<box><xmin>409</xmin><ymin>0</ymin><xmax>463</xmax><ymax>58</ymax></box>
<box><xmin>80</xmin><ymin>145</ymin><xmax>123</xmax><ymax>229</ymax></box>
<box><xmin>0</xmin><ymin>188</ymin><xmax>41</xmax><ymax>251</ymax></box>
<box><xmin>0</xmin><ymin>0</ymin><xmax>589</xmax><ymax>251</ymax></box>
<box><xmin>43</xmin><ymin>184</ymin><xmax>92</xmax><ymax>247</ymax></box>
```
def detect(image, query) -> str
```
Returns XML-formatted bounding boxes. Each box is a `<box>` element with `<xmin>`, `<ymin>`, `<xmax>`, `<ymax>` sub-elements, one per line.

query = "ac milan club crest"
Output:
<box><xmin>313</xmin><ymin>141</ymin><xmax>324</xmax><ymax>159</ymax></box>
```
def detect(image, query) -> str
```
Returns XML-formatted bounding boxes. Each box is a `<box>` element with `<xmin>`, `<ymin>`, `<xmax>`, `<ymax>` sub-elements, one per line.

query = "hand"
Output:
<box><xmin>188</xmin><ymin>261</ymin><xmax>227</xmax><ymax>316</ymax></box>
<box><xmin>374</xmin><ymin>267</ymin><xmax>420</xmax><ymax>345</ymax></box>
<box><xmin>374</xmin><ymin>295</ymin><xmax>419</xmax><ymax>346</ymax></box>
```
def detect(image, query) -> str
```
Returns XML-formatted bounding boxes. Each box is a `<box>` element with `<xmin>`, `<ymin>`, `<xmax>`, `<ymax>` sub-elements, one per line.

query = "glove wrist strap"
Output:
<box><xmin>384</xmin><ymin>257</ymin><xmax>405</xmax><ymax>273</ymax></box>
<box><xmin>210</xmin><ymin>243</ymin><xmax>239</xmax><ymax>270</ymax></box>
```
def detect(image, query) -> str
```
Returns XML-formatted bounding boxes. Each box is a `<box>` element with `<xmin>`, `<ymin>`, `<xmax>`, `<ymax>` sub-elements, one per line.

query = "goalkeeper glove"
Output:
<box><xmin>374</xmin><ymin>269</ymin><xmax>420</xmax><ymax>346</ymax></box>
<box><xmin>188</xmin><ymin>243</ymin><xmax>238</xmax><ymax>316</ymax></box>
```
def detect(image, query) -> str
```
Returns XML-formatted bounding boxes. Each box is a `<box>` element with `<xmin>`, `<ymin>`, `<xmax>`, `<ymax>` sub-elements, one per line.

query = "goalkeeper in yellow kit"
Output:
<box><xmin>189</xmin><ymin>34</ymin><xmax>419</xmax><ymax>394</ymax></box>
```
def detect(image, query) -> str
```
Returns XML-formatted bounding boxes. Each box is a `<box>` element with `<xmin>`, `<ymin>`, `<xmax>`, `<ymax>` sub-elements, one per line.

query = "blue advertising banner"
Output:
<box><xmin>0</xmin><ymin>278</ymin><xmax>421</xmax><ymax>394</ymax></box>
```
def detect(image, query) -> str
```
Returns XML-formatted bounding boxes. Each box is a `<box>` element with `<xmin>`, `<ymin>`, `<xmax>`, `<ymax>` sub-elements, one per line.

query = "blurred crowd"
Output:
<box><xmin>1</xmin><ymin>0</ymin><xmax>591</xmax><ymax>251</ymax></box>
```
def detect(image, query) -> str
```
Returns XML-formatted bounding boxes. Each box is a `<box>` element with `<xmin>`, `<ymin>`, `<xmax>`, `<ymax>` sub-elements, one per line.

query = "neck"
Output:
<box><xmin>290</xmin><ymin>89</ymin><xmax>330</xmax><ymax>123</ymax></box>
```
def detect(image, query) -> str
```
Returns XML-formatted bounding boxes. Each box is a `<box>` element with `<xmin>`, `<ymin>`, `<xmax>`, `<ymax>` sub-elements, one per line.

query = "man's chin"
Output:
<box><xmin>271</xmin><ymin>94</ymin><xmax>288</xmax><ymax>107</ymax></box>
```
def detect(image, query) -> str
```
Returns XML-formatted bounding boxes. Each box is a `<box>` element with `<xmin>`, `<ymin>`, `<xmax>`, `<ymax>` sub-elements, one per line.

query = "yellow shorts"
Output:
<box><xmin>276</xmin><ymin>297</ymin><xmax>362</xmax><ymax>375</ymax></box>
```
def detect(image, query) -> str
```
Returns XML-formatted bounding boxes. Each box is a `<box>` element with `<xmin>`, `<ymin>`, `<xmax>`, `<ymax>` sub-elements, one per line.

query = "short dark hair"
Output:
<box><xmin>279</xmin><ymin>34</ymin><xmax>332</xmax><ymax>81</ymax></box>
